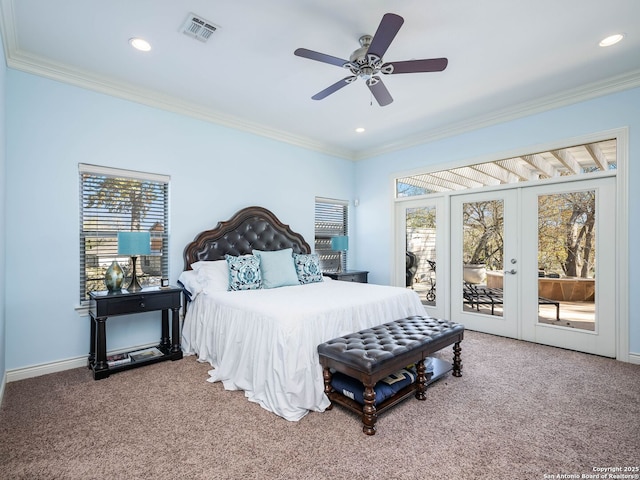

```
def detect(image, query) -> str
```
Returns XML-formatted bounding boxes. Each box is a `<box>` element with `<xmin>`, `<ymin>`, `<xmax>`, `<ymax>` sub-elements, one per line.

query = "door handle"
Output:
<box><xmin>503</xmin><ymin>269</ymin><xmax>517</xmax><ymax>275</ymax></box>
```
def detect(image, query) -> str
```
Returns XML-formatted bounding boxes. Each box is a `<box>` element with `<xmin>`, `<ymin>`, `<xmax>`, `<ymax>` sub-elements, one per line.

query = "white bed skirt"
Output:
<box><xmin>182</xmin><ymin>279</ymin><xmax>427</xmax><ymax>421</ymax></box>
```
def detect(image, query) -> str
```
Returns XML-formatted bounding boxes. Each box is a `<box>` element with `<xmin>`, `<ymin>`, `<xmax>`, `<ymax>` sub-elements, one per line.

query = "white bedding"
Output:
<box><xmin>181</xmin><ymin>278</ymin><xmax>427</xmax><ymax>421</ymax></box>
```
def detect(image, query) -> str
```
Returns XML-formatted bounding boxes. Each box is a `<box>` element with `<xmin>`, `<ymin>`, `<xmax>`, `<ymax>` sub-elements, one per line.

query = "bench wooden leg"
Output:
<box><xmin>415</xmin><ymin>358</ymin><xmax>427</xmax><ymax>401</ymax></box>
<box><xmin>322</xmin><ymin>367</ymin><xmax>334</xmax><ymax>410</ymax></box>
<box><xmin>362</xmin><ymin>384</ymin><xmax>377</xmax><ymax>435</ymax></box>
<box><xmin>452</xmin><ymin>341</ymin><xmax>463</xmax><ymax>377</ymax></box>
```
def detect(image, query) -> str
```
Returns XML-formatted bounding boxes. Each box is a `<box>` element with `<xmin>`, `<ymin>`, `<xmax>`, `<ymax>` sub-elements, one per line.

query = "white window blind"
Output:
<box><xmin>79</xmin><ymin>164</ymin><xmax>170</xmax><ymax>302</ymax></box>
<box><xmin>314</xmin><ymin>197</ymin><xmax>348</xmax><ymax>272</ymax></box>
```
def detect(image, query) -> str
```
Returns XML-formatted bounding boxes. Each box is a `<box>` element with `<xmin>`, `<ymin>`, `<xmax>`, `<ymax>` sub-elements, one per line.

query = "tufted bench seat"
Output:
<box><xmin>317</xmin><ymin>316</ymin><xmax>464</xmax><ymax>435</ymax></box>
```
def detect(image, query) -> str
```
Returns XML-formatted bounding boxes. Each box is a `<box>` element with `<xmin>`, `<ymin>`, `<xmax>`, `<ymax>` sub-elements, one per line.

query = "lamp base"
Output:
<box><xmin>125</xmin><ymin>256</ymin><xmax>143</xmax><ymax>292</ymax></box>
<box><xmin>336</xmin><ymin>251</ymin><xmax>344</xmax><ymax>273</ymax></box>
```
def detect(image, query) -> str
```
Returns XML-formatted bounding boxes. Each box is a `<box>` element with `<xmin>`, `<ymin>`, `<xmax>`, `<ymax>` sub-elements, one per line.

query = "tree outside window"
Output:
<box><xmin>79</xmin><ymin>165</ymin><xmax>169</xmax><ymax>301</ymax></box>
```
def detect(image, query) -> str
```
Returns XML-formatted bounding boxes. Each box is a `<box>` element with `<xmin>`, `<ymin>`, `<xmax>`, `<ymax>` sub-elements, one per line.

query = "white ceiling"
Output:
<box><xmin>2</xmin><ymin>0</ymin><xmax>639</xmax><ymax>160</ymax></box>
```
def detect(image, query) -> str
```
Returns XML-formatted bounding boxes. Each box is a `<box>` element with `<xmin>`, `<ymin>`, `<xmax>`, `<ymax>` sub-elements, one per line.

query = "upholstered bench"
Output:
<box><xmin>317</xmin><ymin>316</ymin><xmax>464</xmax><ymax>435</ymax></box>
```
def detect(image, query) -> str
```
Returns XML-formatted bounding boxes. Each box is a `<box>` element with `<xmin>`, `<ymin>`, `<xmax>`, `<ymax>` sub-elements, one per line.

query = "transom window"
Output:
<box><xmin>396</xmin><ymin>139</ymin><xmax>616</xmax><ymax>197</ymax></box>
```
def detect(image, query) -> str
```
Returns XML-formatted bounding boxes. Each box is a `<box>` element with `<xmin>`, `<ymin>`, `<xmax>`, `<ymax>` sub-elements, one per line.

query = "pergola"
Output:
<box><xmin>397</xmin><ymin>139</ymin><xmax>616</xmax><ymax>195</ymax></box>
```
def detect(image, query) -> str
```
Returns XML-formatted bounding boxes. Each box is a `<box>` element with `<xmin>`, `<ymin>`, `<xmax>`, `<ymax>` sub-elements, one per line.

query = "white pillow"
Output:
<box><xmin>177</xmin><ymin>270</ymin><xmax>202</xmax><ymax>300</ymax></box>
<box><xmin>191</xmin><ymin>260</ymin><xmax>220</xmax><ymax>271</ymax></box>
<box><xmin>191</xmin><ymin>260</ymin><xmax>229</xmax><ymax>293</ymax></box>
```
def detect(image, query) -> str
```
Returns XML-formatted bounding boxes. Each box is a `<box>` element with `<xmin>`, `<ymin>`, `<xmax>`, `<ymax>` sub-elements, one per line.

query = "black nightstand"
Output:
<box><xmin>88</xmin><ymin>286</ymin><xmax>182</xmax><ymax>380</ymax></box>
<box><xmin>324</xmin><ymin>270</ymin><xmax>369</xmax><ymax>283</ymax></box>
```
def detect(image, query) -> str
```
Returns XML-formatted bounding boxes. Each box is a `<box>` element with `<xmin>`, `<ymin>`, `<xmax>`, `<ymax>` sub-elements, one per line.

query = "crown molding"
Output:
<box><xmin>2</xmin><ymin>0</ymin><xmax>638</xmax><ymax>162</ymax></box>
<box><xmin>0</xmin><ymin>0</ymin><xmax>17</xmax><ymax>61</ymax></box>
<box><xmin>0</xmin><ymin>0</ymin><xmax>355</xmax><ymax>161</ymax></box>
<box><xmin>355</xmin><ymin>69</ymin><xmax>640</xmax><ymax>160</ymax></box>
<box><xmin>5</xmin><ymin>48</ymin><xmax>356</xmax><ymax>160</ymax></box>
<box><xmin>12</xmin><ymin>40</ymin><xmax>637</xmax><ymax>163</ymax></box>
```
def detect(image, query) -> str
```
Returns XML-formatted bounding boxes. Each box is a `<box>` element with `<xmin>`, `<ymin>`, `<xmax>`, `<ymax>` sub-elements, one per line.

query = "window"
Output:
<box><xmin>79</xmin><ymin>164</ymin><xmax>170</xmax><ymax>302</ymax></box>
<box><xmin>314</xmin><ymin>197</ymin><xmax>348</xmax><ymax>272</ymax></box>
<box><xmin>396</xmin><ymin>139</ymin><xmax>617</xmax><ymax>197</ymax></box>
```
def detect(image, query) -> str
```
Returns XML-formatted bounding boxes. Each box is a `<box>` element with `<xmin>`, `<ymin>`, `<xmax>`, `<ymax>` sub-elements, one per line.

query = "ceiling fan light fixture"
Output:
<box><xmin>361</xmin><ymin>67</ymin><xmax>375</xmax><ymax>81</ymax></box>
<box><xmin>599</xmin><ymin>33</ymin><xmax>624</xmax><ymax>47</ymax></box>
<box><xmin>129</xmin><ymin>37</ymin><xmax>151</xmax><ymax>52</ymax></box>
<box><xmin>294</xmin><ymin>13</ymin><xmax>447</xmax><ymax>107</ymax></box>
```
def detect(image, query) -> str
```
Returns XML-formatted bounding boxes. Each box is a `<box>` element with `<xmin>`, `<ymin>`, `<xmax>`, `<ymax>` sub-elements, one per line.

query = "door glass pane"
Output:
<box><xmin>406</xmin><ymin>207</ymin><xmax>436</xmax><ymax>306</ymax></box>
<box><xmin>462</xmin><ymin>200</ymin><xmax>504</xmax><ymax>317</ymax></box>
<box><xmin>537</xmin><ymin>191</ymin><xmax>596</xmax><ymax>330</ymax></box>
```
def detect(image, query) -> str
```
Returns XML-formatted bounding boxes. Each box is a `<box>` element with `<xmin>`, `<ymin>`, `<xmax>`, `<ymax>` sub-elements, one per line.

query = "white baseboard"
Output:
<box><xmin>6</xmin><ymin>355</ymin><xmax>88</xmax><ymax>383</ymax></box>
<box><xmin>5</xmin><ymin>342</ymin><xmax>159</xmax><ymax>383</ymax></box>
<box><xmin>629</xmin><ymin>352</ymin><xmax>640</xmax><ymax>365</ymax></box>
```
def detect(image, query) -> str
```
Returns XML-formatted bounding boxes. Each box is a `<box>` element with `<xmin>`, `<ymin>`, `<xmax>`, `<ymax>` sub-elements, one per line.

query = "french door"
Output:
<box><xmin>449</xmin><ymin>178</ymin><xmax>616</xmax><ymax>357</ymax></box>
<box><xmin>520</xmin><ymin>178</ymin><xmax>616</xmax><ymax>357</ymax></box>
<box><xmin>450</xmin><ymin>189</ymin><xmax>519</xmax><ymax>338</ymax></box>
<box><xmin>395</xmin><ymin>197</ymin><xmax>446</xmax><ymax>320</ymax></box>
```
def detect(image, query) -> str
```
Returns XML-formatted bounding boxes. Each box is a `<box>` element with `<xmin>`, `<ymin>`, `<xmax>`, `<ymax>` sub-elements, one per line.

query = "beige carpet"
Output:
<box><xmin>1</xmin><ymin>331</ymin><xmax>639</xmax><ymax>480</ymax></box>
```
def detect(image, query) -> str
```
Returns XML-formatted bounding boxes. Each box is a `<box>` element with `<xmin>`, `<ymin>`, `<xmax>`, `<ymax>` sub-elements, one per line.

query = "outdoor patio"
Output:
<box><xmin>411</xmin><ymin>282</ymin><xmax>596</xmax><ymax>332</ymax></box>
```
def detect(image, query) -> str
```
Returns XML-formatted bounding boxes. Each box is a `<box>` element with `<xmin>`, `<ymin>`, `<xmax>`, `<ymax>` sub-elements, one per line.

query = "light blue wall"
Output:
<box><xmin>0</xmin><ymin>30</ymin><xmax>7</xmax><ymax>384</ymax></box>
<box><xmin>4</xmin><ymin>67</ymin><xmax>639</xmax><ymax>372</ymax></box>
<box><xmin>4</xmin><ymin>70</ymin><xmax>355</xmax><ymax>370</ymax></box>
<box><xmin>354</xmin><ymin>87</ymin><xmax>640</xmax><ymax>355</ymax></box>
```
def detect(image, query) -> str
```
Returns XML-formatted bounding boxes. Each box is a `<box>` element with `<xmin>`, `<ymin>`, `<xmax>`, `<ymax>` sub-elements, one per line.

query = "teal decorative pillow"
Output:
<box><xmin>293</xmin><ymin>253</ymin><xmax>323</xmax><ymax>284</ymax></box>
<box><xmin>252</xmin><ymin>248</ymin><xmax>300</xmax><ymax>289</ymax></box>
<box><xmin>225</xmin><ymin>254</ymin><xmax>262</xmax><ymax>291</ymax></box>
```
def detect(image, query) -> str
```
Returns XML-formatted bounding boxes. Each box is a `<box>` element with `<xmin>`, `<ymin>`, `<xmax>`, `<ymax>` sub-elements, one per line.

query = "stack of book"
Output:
<box><xmin>106</xmin><ymin>353</ymin><xmax>131</xmax><ymax>367</ymax></box>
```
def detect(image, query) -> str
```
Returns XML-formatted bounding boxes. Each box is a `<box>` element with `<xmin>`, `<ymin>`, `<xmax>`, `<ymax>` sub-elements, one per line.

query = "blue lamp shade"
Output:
<box><xmin>331</xmin><ymin>235</ymin><xmax>349</xmax><ymax>251</ymax></box>
<box><xmin>117</xmin><ymin>232</ymin><xmax>151</xmax><ymax>256</ymax></box>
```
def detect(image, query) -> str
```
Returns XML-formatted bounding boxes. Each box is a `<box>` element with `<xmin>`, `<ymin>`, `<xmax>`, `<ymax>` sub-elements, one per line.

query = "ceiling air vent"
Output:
<box><xmin>181</xmin><ymin>13</ymin><xmax>218</xmax><ymax>42</ymax></box>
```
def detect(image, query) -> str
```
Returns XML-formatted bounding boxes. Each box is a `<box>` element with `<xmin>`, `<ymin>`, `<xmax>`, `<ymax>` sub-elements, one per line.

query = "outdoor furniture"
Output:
<box><xmin>463</xmin><ymin>283</ymin><xmax>503</xmax><ymax>315</ymax></box>
<box><xmin>463</xmin><ymin>284</ymin><xmax>560</xmax><ymax>320</ymax></box>
<box><xmin>537</xmin><ymin>296</ymin><xmax>561</xmax><ymax>320</ymax></box>
<box><xmin>425</xmin><ymin>259</ymin><xmax>436</xmax><ymax>302</ymax></box>
<box><xmin>406</xmin><ymin>251</ymin><xmax>418</xmax><ymax>287</ymax></box>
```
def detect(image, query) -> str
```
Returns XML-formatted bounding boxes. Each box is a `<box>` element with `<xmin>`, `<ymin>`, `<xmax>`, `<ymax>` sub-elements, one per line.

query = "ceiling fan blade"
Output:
<box><xmin>383</xmin><ymin>58</ymin><xmax>449</xmax><ymax>74</ymax></box>
<box><xmin>294</xmin><ymin>48</ymin><xmax>349</xmax><ymax>68</ymax></box>
<box><xmin>367</xmin><ymin>76</ymin><xmax>393</xmax><ymax>106</ymax></box>
<box><xmin>367</xmin><ymin>13</ymin><xmax>404</xmax><ymax>58</ymax></box>
<box><xmin>311</xmin><ymin>76</ymin><xmax>357</xmax><ymax>100</ymax></box>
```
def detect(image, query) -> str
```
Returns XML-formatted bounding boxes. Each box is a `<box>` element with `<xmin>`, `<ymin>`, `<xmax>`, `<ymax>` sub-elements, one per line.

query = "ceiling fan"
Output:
<box><xmin>294</xmin><ymin>13</ymin><xmax>448</xmax><ymax>107</ymax></box>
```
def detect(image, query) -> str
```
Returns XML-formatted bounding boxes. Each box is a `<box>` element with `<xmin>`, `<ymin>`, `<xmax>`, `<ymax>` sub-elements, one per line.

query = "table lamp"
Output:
<box><xmin>118</xmin><ymin>231</ymin><xmax>151</xmax><ymax>291</ymax></box>
<box><xmin>331</xmin><ymin>235</ymin><xmax>349</xmax><ymax>273</ymax></box>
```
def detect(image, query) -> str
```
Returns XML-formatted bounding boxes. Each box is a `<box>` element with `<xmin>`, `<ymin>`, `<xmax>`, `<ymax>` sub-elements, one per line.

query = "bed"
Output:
<box><xmin>180</xmin><ymin>206</ymin><xmax>428</xmax><ymax>421</ymax></box>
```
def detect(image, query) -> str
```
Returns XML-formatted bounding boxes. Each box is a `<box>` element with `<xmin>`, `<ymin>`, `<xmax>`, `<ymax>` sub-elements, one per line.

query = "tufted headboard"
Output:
<box><xmin>183</xmin><ymin>206</ymin><xmax>311</xmax><ymax>271</ymax></box>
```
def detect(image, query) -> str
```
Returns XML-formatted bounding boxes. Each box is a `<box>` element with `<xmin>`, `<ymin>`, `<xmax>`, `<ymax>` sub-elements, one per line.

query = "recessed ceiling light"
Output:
<box><xmin>129</xmin><ymin>37</ymin><xmax>152</xmax><ymax>52</ymax></box>
<box><xmin>599</xmin><ymin>34</ymin><xmax>624</xmax><ymax>47</ymax></box>
<box><xmin>355</xmin><ymin>127</ymin><xmax>365</xmax><ymax>133</ymax></box>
